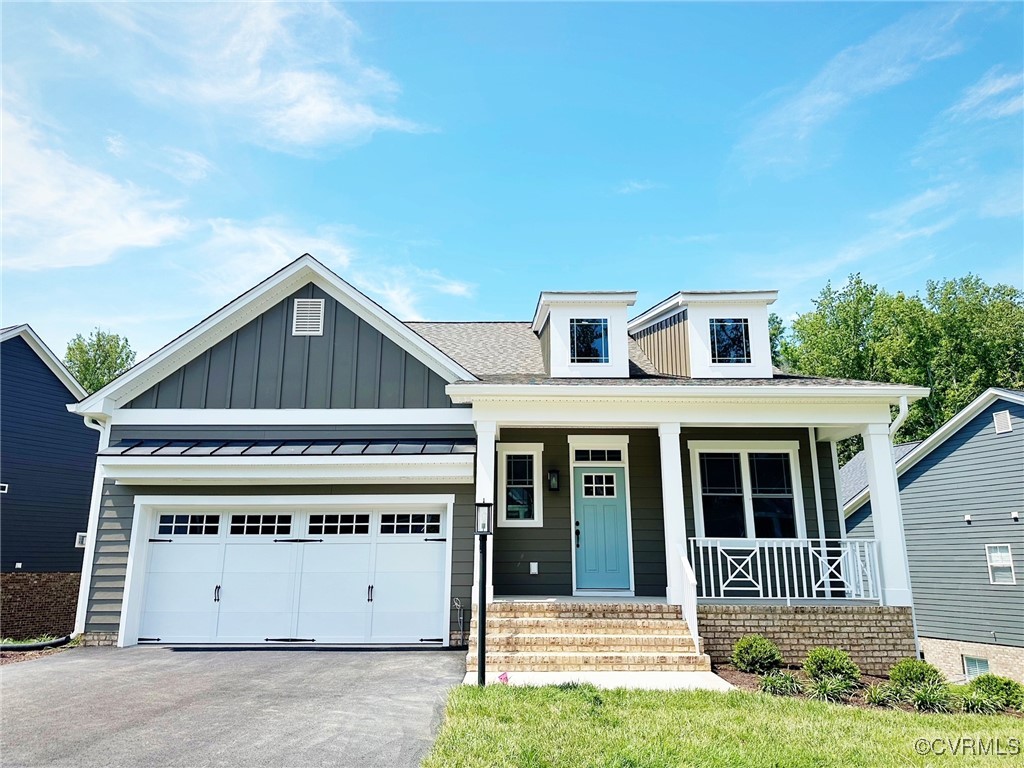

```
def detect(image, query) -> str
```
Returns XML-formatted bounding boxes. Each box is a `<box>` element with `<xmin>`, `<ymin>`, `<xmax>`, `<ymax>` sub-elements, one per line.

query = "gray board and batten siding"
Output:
<box><xmin>124</xmin><ymin>283</ymin><xmax>458</xmax><ymax>410</ymax></box>
<box><xmin>632</xmin><ymin>309</ymin><xmax>690</xmax><ymax>377</ymax></box>
<box><xmin>85</xmin><ymin>481</ymin><xmax>476</xmax><ymax>642</ymax></box>
<box><xmin>847</xmin><ymin>399</ymin><xmax>1024</xmax><ymax>648</ymax></box>
<box><xmin>491</xmin><ymin>427</ymin><xmax>843</xmax><ymax>597</ymax></box>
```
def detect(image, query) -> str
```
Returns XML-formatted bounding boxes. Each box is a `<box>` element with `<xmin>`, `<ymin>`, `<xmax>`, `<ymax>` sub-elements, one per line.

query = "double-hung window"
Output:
<box><xmin>709</xmin><ymin>318</ymin><xmax>751</xmax><ymax>364</ymax></box>
<box><xmin>986</xmin><ymin>544</ymin><xmax>1016</xmax><ymax>585</ymax></box>
<box><xmin>690</xmin><ymin>442</ymin><xmax>804</xmax><ymax>539</ymax></box>
<box><xmin>570</xmin><ymin>318</ymin><xmax>609</xmax><ymax>363</ymax></box>
<box><xmin>497</xmin><ymin>443</ymin><xmax>544</xmax><ymax>527</ymax></box>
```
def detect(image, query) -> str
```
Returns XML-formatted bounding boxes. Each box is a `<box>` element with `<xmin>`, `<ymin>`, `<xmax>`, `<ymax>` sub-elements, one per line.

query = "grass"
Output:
<box><xmin>424</xmin><ymin>684</ymin><xmax>1022</xmax><ymax>768</ymax></box>
<box><xmin>0</xmin><ymin>634</ymin><xmax>60</xmax><ymax>645</ymax></box>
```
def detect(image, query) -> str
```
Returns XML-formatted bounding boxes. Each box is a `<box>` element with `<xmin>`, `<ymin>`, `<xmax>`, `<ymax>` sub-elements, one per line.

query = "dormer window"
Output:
<box><xmin>570</xmin><ymin>318</ymin><xmax>609</xmax><ymax>364</ymax></box>
<box><xmin>710</xmin><ymin>318</ymin><xmax>751</xmax><ymax>364</ymax></box>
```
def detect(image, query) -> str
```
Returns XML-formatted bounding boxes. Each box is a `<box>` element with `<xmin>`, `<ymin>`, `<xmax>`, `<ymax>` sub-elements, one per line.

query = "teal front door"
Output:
<box><xmin>573</xmin><ymin>467</ymin><xmax>631</xmax><ymax>590</ymax></box>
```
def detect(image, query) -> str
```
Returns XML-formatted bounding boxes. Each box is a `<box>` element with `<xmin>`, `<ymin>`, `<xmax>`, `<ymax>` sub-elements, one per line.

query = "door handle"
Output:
<box><xmin>214</xmin><ymin>584</ymin><xmax>221</xmax><ymax>602</ymax></box>
<box><xmin>575</xmin><ymin>528</ymin><xmax>581</xmax><ymax>548</ymax></box>
<box><xmin>367</xmin><ymin>585</ymin><xmax>374</xmax><ymax>603</ymax></box>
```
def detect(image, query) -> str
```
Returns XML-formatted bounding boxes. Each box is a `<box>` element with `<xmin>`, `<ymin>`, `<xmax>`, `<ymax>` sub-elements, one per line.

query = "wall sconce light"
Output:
<box><xmin>964</xmin><ymin>514</ymin><xmax>972</xmax><ymax>524</ymax></box>
<box><xmin>547</xmin><ymin>469</ymin><xmax>560</xmax><ymax>491</ymax></box>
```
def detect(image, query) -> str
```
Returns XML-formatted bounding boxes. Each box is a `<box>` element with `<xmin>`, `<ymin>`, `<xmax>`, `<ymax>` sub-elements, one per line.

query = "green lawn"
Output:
<box><xmin>424</xmin><ymin>684</ymin><xmax>1023</xmax><ymax>768</ymax></box>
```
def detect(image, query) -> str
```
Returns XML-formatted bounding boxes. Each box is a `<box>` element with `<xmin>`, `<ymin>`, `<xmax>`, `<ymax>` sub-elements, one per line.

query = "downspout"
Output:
<box><xmin>887</xmin><ymin>395</ymin><xmax>920</xmax><ymax>656</ymax></box>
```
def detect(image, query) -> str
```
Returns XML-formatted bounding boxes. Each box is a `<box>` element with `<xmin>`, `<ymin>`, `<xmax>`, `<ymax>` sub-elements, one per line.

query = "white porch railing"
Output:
<box><xmin>677</xmin><ymin>544</ymin><xmax>701</xmax><ymax>653</ymax></box>
<box><xmin>688</xmin><ymin>538</ymin><xmax>881</xmax><ymax>603</ymax></box>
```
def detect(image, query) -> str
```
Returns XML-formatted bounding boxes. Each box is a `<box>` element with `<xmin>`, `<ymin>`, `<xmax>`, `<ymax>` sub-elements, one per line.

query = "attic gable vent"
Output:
<box><xmin>292</xmin><ymin>298</ymin><xmax>325</xmax><ymax>336</ymax></box>
<box><xmin>993</xmin><ymin>410</ymin><xmax>1013</xmax><ymax>434</ymax></box>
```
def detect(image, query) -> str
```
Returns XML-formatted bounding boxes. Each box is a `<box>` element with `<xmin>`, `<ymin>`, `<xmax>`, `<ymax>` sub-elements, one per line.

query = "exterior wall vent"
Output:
<box><xmin>993</xmin><ymin>410</ymin><xmax>1012</xmax><ymax>434</ymax></box>
<box><xmin>75</xmin><ymin>532</ymin><xmax>88</xmax><ymax>548</ymax></box>
<box><xmin>292</xmin><ymin>298</ymin><xmax>325</xmax><ymax>336</ymax></box>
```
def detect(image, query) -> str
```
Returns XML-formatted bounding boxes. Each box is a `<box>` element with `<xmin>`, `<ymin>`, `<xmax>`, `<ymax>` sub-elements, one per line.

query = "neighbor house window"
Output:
<box><xmin>986</xmin><ymin>544</ymin><xmax>1016</xmax><ymax>585</ymax></box>
<box><xmin>709</xmin><ymin>318</ymin><xmax>751</xmax><ymax>364</ymax></box>
<box><xmin>963</xmin><ymin>656</ymin><xmax>990</xmax><ymax>680</ymax></box>
<box><xmin>691</xmin><ymin>442</ymin><xmax>803</xmax><ymax>539</ymax></box>
<box><xmin>497</xmin><ymin>444</ymin><xmax>544</xmax><ymax>527</ymax></box>
<box><xmin>570</xmin><ymin>318</ymin><xmax>609</xmax><ymax>363</ymax></box>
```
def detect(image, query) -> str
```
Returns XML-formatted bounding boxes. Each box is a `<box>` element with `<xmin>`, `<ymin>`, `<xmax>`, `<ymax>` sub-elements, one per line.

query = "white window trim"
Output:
<box><xmin>688</xmin><ymin>440</ymin><xmax>806</xmax><ymax>540</ymax></box>
<box><xmin>986</xmin><ymin>543</ymin><xmax>1016</xmax><ymax>585</ymax></box>
<box><xmin>963</xmin><ymin>655</ymin><xmax>990</xmax><ymax>680</ymax></box>
<box><xmin>497</xmin><ymin>443</ymin><xmax>544</xmax><ymax>528</ymax></box>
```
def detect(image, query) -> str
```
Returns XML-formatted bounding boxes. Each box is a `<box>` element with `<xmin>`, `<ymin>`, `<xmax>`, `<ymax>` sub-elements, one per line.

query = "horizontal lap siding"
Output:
<box><xmin>816</xmin><ymin>441</ymin><xmax>843</xmax><ymax>539</ymax></box>
<box><xmin>124</xmin><ymin>283</ymin><xmax>460</xmax><ymax>410</ymax></box>
<box><xmin>492</xmin><ymin>429</ymin><xmax>667</xmax><ymax>598</ymax></box>
<box><xmin>85</xmin><ymin>482</ymin><xmax>475</xmax><ymax>638</ymax></box>
<box><xmin>0</xmin><ymin>336</ymin><xmax>99</xmax><ymax>572</ymax></box>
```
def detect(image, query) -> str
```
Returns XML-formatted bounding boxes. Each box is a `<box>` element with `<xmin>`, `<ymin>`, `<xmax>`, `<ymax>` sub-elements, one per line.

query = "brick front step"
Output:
<box><xmin>466</xmin><ymin>651</ymin><xmax>712</xmax><ymax>672</ymax></box>
<box><xmin>481</xmin><ymin>633</ymin><xmax>697</xmax><ymax>654</ymax></box>
<box><xmin>486</xmin><ymin>602</ymin><xmax>681</xmax><ymax>620</ymax></box>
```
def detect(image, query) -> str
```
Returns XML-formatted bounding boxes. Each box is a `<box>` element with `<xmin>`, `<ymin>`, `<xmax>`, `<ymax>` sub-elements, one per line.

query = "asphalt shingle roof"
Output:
<box><xmin>839</xmin><ymin>441</ymin><xmax>921</xmax><ymax>506</ymax></box>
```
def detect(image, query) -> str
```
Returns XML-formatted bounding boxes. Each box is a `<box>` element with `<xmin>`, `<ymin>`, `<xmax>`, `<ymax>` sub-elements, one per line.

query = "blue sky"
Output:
<box><xmin>3</xmin><ymin>2</ymin><xmax>1022</xmax><ymax>358</ymax></box>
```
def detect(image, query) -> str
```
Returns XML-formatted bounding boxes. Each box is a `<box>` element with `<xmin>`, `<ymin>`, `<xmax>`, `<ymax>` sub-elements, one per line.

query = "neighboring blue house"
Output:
<box><xmin>1</xmin><ymin>325</ymin><xmax>99</xmax><ymax>639</ymax></box>
<box><xmin>845</xmin><ymin>388</ymin><xmax>1024</xmax><ymax>683</ymax></box>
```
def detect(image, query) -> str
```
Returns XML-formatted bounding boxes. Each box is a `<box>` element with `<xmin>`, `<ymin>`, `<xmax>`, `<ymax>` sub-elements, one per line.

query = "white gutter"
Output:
<box><xmin>448</xmin><ymin>383</ymin><xmax>930</xmax><ymax>402</ymax></box>
<box><xmin>889</xmin><ymin>395</ymin><xmax>909</xmax><ymax>439</ymax></box>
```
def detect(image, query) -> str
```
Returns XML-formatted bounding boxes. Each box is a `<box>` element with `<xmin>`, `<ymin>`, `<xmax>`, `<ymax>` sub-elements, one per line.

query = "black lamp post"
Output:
<box><xmin>474</xmin><ymin>501</ymin><xmax>494</xmax><ymax>687</ymax></box>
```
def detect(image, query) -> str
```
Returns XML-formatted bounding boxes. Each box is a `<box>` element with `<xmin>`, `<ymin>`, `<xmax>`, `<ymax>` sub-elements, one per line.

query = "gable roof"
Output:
<box><xmin>840</xmin><ymin>441</ymin><xmax>921</xmax><ymax>507</ymax></box>
<box><xmin>843</xmin><ymin>387</ymin><xmax>1024</xmax><ymax>516</ymax></box>
<box><xmin>73</xmin><ymin>255</ymin><xmax>477</xmax><ymax>418</ymax></box>
<box><xmin>0</xmin><ymin>324</ymin><xmax>88</xmax><ymax>400</ymax></box>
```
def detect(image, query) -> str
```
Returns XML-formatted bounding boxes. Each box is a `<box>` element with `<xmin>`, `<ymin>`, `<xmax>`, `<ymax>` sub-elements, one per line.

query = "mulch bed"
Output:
<box><xmin>0</xmin><ymin>646</ymin><xmax>71</xmax><ymax>665</ymax></box>
<box><xmin>714</xmin><ymin>664</ymin><xmax>893</xmax><ymax>710</ymax></box>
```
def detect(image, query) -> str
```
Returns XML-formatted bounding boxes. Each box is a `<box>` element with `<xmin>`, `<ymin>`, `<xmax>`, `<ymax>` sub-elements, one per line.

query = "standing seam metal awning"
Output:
<box><xmin>99</xmin><ymin>438</ymin><xmax>476</xmax><ymax>458</ymax></box>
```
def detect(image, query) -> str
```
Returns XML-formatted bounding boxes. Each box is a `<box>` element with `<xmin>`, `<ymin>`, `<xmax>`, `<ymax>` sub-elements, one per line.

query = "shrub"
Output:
<box><xmin>759</xmin><ymin>671</ymin><xmax>802</xmax><ymax>697</ymax></box>
<box><xmin>731</xmin><ymin>634</ymin><xmax>783</xmax><ymax>674</ymax></box>
<box><xmin>806</xmin><ymin>675</ymin><xmax>855</xmax><ymax>703</ymax></box>
<box><xmin>969</xmin><ymin>674</ymin><xmax>1024</xmax><ymax>711</ymax></box>
<box><xmin>864</xmin><ymin>683</ymin><xmax>900</xmax><ymax>708</ymax></box>
<box><xmin>888</xmin><ymin>658</ymin><xmax>944</xmax><ymax>692</ymax></box>
<box><xmin>959</xmin><ymin>688</ymin><xmax>1002</xmax><ymax>715</ymax></box>
<box><xmin>803</xmin><ymin>647</ymin><xmax>860</xmax><ymax>684</ymax></box>
<box><xmin>911</xmin><ymin>681</ymin><xmax>954</xmax><ymax>713</ymax></box>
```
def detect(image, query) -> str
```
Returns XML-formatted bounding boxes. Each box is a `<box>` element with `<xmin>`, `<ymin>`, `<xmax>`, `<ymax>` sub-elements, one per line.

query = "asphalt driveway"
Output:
<box><xmin>1</xmin><ymin>645</ymin><xmax>466</xmax><ymax>768</ymax></box>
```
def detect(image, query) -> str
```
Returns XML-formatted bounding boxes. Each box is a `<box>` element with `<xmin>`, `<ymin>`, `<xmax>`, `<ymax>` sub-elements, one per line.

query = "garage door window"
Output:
<box><xmin>157</xmin><ymin>514</ymin><xmax>219</xmax><ymax>535</ymax></box>
<box><xmin>230</xmin><ymin>514</ymin><xmax>292</xmax><ymax>535</ymax></box>
<box><xmin>309</xmin><ymin>513</ymin><xmax>370</xmax><ymax>535</ymax></box>
<box><xmin>380</xmin><ymin>512</ymin><xmax>441</xmax><ymax>535</ymax></box>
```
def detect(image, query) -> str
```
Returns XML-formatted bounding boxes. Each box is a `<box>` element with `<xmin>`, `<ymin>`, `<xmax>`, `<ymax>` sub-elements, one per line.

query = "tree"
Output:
<box><xmin>768</xmin><ymin>312</ymin><xmax>785</xmax><ymax>369</ymax></box>
<box><xmin>65</xmin><ymin>328</ymin><xmax>136</xmax><ymax>394</ymax></box>
<box><xmin>781</xmin><ymin>273</ymin><xmax>1024</xmax><ymax>464</ymax></box>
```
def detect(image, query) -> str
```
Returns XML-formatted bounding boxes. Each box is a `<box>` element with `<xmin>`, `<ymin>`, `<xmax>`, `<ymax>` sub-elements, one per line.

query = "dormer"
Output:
<box><xmin>629</xmin><ymin>290</ymin><xmax>777</xmax><ymax>379</ymax></box>
<box><xmin>532</xmin><ymin>292</ymin><xmax>637</xmax><ymax>378</ymax></box>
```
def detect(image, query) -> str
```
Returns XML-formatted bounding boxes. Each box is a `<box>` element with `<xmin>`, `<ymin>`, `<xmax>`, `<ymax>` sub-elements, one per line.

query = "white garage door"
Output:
<box><xmin>139</xmin><ymin>507</ymin><xmax>448</xmax><ymax>645</ymax></box>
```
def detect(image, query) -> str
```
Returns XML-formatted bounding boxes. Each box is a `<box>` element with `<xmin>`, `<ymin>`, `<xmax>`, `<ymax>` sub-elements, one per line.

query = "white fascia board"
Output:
<box><xmin>100</xmin><ymin>454</ymin><xmax>475</xmax><ymax>485</ymax></box>
<box><xmin>110</xmin><ymin>408</ymin><xmax>474</xmax><ymax>426</ymax></box>
<box><xmin>628</xmin><ymin>291</ymin><xmax>779</xmax><ymax>334</ymax></box>
<box><xmin>447</xmin><ymin>383</ymin><xmax>929</xmax><ymax>403</ymax></box>
<box><xmin>531</xmin><ymin>291</ymin><xmax>638</xmax><ymax>334</ymax></box>
<box><xmin>842</xmin><ymin>387</ymin><xmax>1024</xmax><ymax>517</ymax></box>
<box><xmin>1</xmin><ymin>324</ymin><xmax>88</xmax><ymax>400</ymax></box>
<box><xmin>75</xmin><ymin>256</ymin><xmax>477</xmax><ymax>415</ymax></box>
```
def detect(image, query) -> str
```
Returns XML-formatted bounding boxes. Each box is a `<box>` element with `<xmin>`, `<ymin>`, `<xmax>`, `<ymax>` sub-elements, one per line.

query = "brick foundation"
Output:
<box><xmin>0</xmin><ymin>572</ymin><xmax>80</xmax><ymax>640</ymax></box>
<box><xmin>81</xmin><ymin>632</ymin><xmax>119</xmax><ymax>647</ymax></box>
<box><xmin>697</xmin><ymin>604</ymin><xmax>916</xmax><ymax>677</ymax></box>
<box><xmin>919</xmin><ymin>637</ymin><xmax>1024</xmax><ymax>684</ymax></box>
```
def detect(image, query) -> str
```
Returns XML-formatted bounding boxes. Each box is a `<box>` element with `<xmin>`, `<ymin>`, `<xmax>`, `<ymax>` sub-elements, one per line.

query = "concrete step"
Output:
<box><xmin>466</xmin><ymin>651</ymin><xmax>712</xmax><ymax>672</ymax></box>
<box><xmin>476</xmin><ymin>633</ymin><xmax>698</xmax><ymax>654</ymax></box>
<box><xmin>471</xmin><ymin>617</ymin><xmax>691</xmax><ymax>635</ymax></box>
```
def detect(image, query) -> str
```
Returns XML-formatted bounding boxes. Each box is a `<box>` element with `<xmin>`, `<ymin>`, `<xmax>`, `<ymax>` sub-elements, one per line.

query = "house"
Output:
<box><xmin>1</xmin><ymin>325</ymin><xmax>99</xmax><ymax>639</ymax></box>
<box><xmin>69</xmin><ymin>255</ymin><xmax>925</xmax><ymax>676</ymax></box>
<box><xmin>845</xmin><ymin>389</ymin><xmax>1024</xmax><ymax>683</ymax></box>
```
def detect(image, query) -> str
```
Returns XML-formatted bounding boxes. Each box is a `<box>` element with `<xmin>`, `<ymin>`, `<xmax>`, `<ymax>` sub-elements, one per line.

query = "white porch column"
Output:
<box><xmin>472</xmin><ymin>420</ymin><xmax>497</xmax><ymax>605</ymax></box>
<box><xmin>659</xmin><ymin>423</ymin><xmax>687</xmax><ymax>605</ymax></box>
<box><xmin>862</xmin><ymin>423</ymin><xmax>913</xmax><ymax>606</ymax></box>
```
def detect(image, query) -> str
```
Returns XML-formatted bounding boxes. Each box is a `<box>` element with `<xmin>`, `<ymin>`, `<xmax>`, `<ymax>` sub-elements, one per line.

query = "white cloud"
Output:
<box><xmin>868</xmin><ymin>184</ymin><xmax>959</xmax><ymax>225</ymax></box>
<box><xmin>105</xmin><ymin>132</ymin><xmax>128</xmax><ymax>157</ymax></box>
<box><xmin>735</xmin><ymin>6</ymin><xmax>967</xmax><ymax>175</ymax></box>
<box><xmin>48</xmin><ymin>28</ymin><xmax>98</xmax><ymax>59</ymax></box>
<box><xmin>1</xmin><ymin>109</ymin><xmax>189</xmax><ymax>270</ymax></box>
<box><xmin>615</xmin><ymin>180</ymin><xmax>662</xmax><ymax>195</ymax></box>
<box><xmin>159</xmin><ymin>148</ymin><xmax>214</xmax><ymax>184</ymax></box>
<box><xmin>946</xmin><ymin>67</ymin><xmax>1024</xmax><ymax>122</ymax></box>
<box><xmin>98</xmin><ymin>2</ymin><xmax>421</xmax><ymax>151</ymax></box>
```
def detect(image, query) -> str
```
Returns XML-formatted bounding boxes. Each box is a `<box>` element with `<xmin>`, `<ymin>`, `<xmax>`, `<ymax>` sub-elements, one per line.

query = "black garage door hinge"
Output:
<box><xmin>265</xmin><ymin>637</ymin><xmax>316</xmax><ymax>642</ymax></box>
<box><xmin>148</xmin><ymin>538</ymin><xmax>173</xmax><ymax>543</ymax></box>
<box><xmin>273</xmin><ymin>538</ymin><xmax>324</xmax><ymax>543</ymax></box>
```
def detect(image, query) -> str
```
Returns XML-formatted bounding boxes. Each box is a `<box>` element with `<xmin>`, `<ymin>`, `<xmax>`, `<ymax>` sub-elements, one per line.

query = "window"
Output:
<box><xmin>229</xmin><ymin>514</ymin><xmax>291</xmax><ymax>535</ymax></box>
<box><xmin>963</xmin><ymin>656</ymin><xmax>990</xmax><ymax>680</ymax></box>
<box><xmin>497</xmin><ymin>444</ymin><xmax>544</xmax><ymax>527</ymax></box>
<box><xmin>582</xmin><ymin>473</ymin><xmax>616</xmax><ymax>497</ymax></box>
<box><xmin>292</xmin><ymin>298</ymin><xmax>325</xmax><ymax>336</ymax></box>
<box><xmin>570</xmin><ymin>318</ymin><xmax>609</xmax><ymax>363</ymax></box>
<box><xmin>691</xmin><ymin>442</ymin><xmax>803</xmax><ymax>539</ymax></box>
<box><xmin>709</xmin><ymin>318</ymin><xmax>751</xmax><ymax>364</ymax></box>
<box><xmin>309</xmin><ymin>513</ymin><xmax>370</xmax><ymax>535</ymax></box>
<box><xmin>158</xmin><ymin>514</ymin><xmax>220</xmax><ymax>535</ymax></box>
<box><xmin>574</xmin><ymin>449</ymin><xmax>622</xmax><ymax>462</ymax></box>
<box><xmin>379</xmin><ymin>513</ymin><xmax>441</xmax><ymax>535</ymax></box>
<box><xmin>986</xmin><ymin>544</ymin><xmax>1016</xmax><ymax>585</ymax></box>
